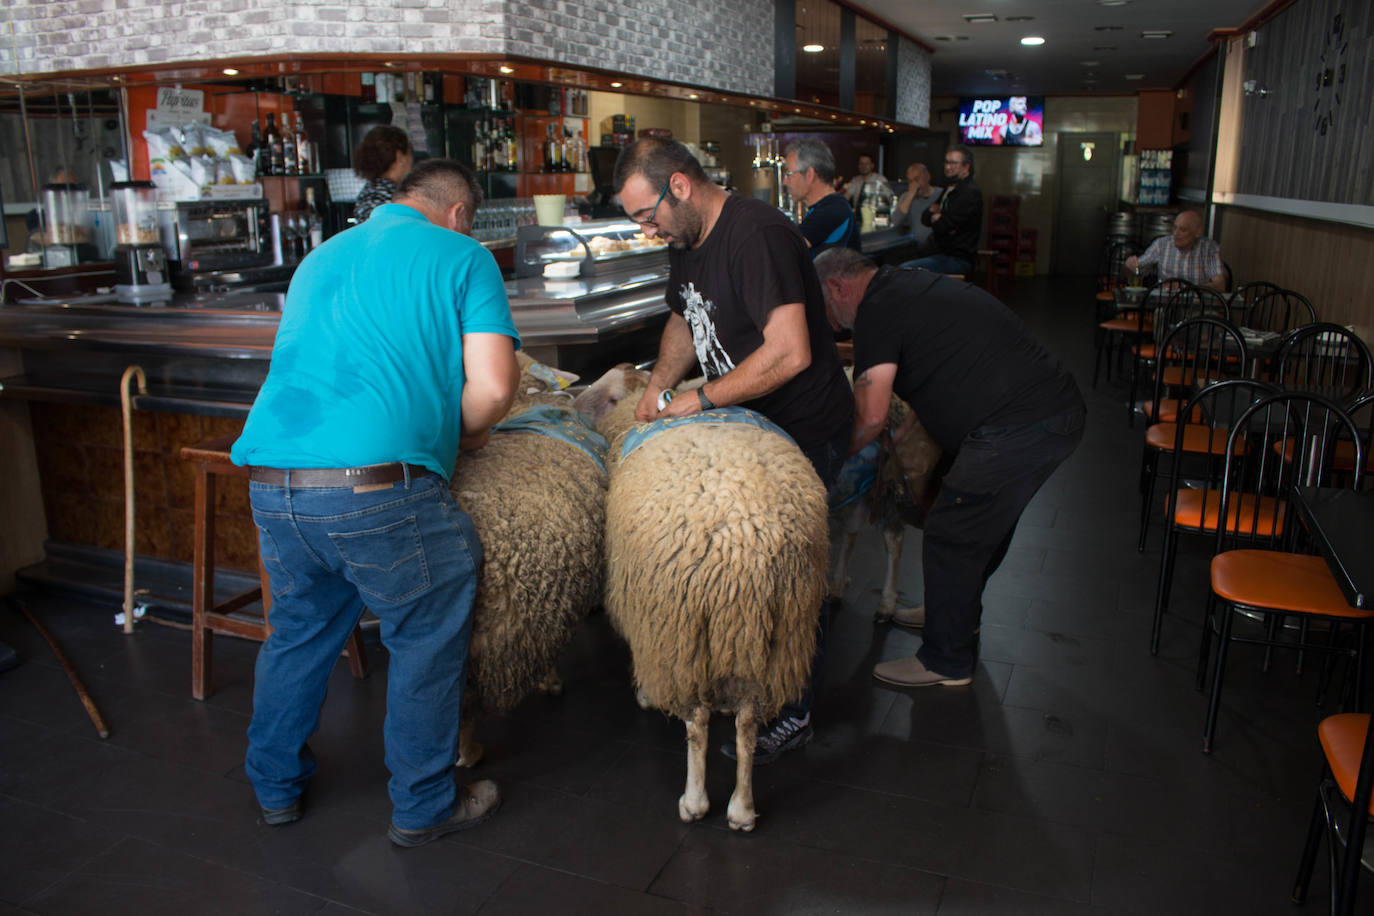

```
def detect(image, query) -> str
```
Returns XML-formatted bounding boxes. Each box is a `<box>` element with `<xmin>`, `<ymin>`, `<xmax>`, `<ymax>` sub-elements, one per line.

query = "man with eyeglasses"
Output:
<box><xmin>901</xmin><ymin>145</ymin><xmax>983</xmax><ymax>278</ymax></box>
<box><xmin>613</xmin><ymin>137</ymin><xmax>854</xmax><ymax>766</ymax></box>
<box><xmin>782</xmin><ymin>138</ymin><xmax>861</xmax><ymax>258</ymax></box>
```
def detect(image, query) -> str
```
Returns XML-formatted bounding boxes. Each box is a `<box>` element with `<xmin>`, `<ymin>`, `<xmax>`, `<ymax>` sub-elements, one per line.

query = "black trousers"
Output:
<box><xmin>917</xmin><ymin>405</ymin><xmax>1086</xmax><ymax>679</ymax></box>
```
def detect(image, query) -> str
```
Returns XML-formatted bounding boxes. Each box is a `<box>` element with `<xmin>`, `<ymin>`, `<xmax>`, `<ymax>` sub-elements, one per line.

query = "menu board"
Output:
<box><xmin>1138</xmin><ymin>149</ymin><xmax>1172</xmax><ymax>205</ymax></box>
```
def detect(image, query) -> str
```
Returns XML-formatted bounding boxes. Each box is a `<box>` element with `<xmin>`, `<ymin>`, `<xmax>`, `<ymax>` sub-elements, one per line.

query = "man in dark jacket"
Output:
<box><xmin>901</xmin><ymin>145</ymin><xmax>982</xmax><ymax>276</ymax></box>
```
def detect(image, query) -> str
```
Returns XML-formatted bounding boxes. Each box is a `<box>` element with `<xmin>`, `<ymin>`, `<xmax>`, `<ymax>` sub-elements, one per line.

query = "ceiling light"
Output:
<box><xmin>956</xmin><ymin>36</ymin><xmax>970</xmax><ymax>41</ymax></box>
<box><xmin>498</xmin><ymin>65</ymin><xmax>514</xmax><ymax>74</ymax></box>
<box><xmin>384</xmin><ymin>61</ymin><xmax>402</xmax><ymax>68</ymax></box>
<box><xmin>610</xmin><ymin>81</ymin><xmax>622</xmax><ymax>88</ymax></box>
<box><xmin>1005</xmin><ymin>15</ymin><xmax>1034</xmax><ymax>21</ymax></box>
<box><xmin>935</xmin><ymin>36</ymin><xmax>952</xmax><ymax>41</ymax></box>
<box><xmin>1125</xmin><ymin>73</ymin><xmax>1145</xmax><ymax>80</ymax></box>
<box><xmin>688</xmin><ymin>93</ymin><xmax>698</xmax><ymax>99</ymax></box>
<box><xmin>963</xmin><ymin>13</ymin><xmax>998</xmax><ymax>23</ymax></box>
<box><xmin>1081</xmin><ymin>60</ymin><xmax>1101</xmax><ymax>66</ymax></box>
<box><xmin>1094</xmin><ymin>25</ymin><xmax>1123</xmax><ymax>31</ymax></box>
<box><xmin>222</xmin><ymin>68</ymin><xmax>240</xmax><ymax>76</ymax></box>
<box><xmin>802</xmin><ymin>43</ymin><xmax>825</xmax><ymax>53</ymax></box>
<box><xmin>1142</xmin><ymin>30</ymin><xmax>1172</xmax><ymax>39</ymax></box>
<box><xmin>1020</xmin><ymin>36</ymin><xmax>1045</xmax><ymax>46</ymax></box>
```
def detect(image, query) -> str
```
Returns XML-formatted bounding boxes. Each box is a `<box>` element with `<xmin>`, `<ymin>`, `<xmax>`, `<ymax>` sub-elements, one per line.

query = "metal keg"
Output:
<box><xmin>1106</xmin><ymin>212</ymin><xmax>1134</xmax><ymax>242</ymax></box>
<box><xmin>1139</xmin><ymin>211</ymin><xmax>1176</xmax><ymax>245</ymax></box>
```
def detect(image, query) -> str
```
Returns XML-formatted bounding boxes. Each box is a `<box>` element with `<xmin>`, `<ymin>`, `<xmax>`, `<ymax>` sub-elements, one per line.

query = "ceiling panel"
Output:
<box><xmin>850</xmin><ymin>0</ymin><xmax>1269</xmax><ymax>95</ymax></box>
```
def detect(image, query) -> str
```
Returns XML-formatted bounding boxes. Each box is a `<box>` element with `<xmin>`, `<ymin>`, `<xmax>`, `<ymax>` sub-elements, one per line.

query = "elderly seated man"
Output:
<box><xmin>1126</xmin><ymin>210</ymin><xmax>1226</xmax><ymax>291</ymax></box>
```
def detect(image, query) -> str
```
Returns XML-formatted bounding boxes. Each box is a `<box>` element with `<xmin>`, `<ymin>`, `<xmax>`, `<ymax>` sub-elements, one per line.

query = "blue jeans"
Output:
<box><xmin>901</xmin><ymin>254</ymin><xmax>972</xmax><ymax>275</ymax></box>
<box><xmin>918</xmin><ymin>405</ymin><xmax>1086</xmax><ymax>678</ymax></box>
<box><xmin>245</xmin><ymin>471</ymin><xmax>481</xmax><ymax>830</ymax></box>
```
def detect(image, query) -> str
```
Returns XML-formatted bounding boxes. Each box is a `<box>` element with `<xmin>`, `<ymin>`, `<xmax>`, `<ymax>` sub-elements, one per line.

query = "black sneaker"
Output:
<box><xmin>721</xmin><ymin>715</ymin><xmax>813</xmax><ymax>766</ymax></box>
<box><xmin>387</xmin><ymin>780</ymin><xmax>501</xmax><ymax>848</ymax></box>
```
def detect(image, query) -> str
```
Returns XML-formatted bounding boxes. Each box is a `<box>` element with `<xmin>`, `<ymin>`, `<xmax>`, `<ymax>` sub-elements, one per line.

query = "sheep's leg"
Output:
<box><xmin>727</xmin><ymin>701</ymin><xmax>758</xmax><ymax>832</ymax></box>
<box><xmin>678</xmin><ymin>705</ymin><xmax>711</xmax><ymax>823</ymax></box>
<box><xmin>537</xmin><ymin>667</ymin><xmax>564</xmax><ymax>696</ymax></box>
<box><xmin>456</xmin><ymin>715</ymin><xmax>483</xmax><ymax>768</ymax></box>
<box><xmin>875</xmin><ymin>526</ymin><xmax>905</xmax><ymax>621</ymax></box>
<box><xmin>828</xmin><ymin>502</ymin><xmax>864</xmax><ymax>601</ymax></box>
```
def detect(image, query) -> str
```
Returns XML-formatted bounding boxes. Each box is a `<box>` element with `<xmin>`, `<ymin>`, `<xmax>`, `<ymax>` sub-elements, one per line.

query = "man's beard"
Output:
<box><xmin>665</xmin><ymin>200</ymin><xmax>704</xmax><ymax>249</ymax></box>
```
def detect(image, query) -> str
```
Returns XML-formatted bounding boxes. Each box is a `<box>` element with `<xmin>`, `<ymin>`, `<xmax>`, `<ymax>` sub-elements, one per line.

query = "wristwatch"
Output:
<box><xmin>697</xmin><ymin>386</ymin><xmax>715</xmax><ymax>410</ymax></box>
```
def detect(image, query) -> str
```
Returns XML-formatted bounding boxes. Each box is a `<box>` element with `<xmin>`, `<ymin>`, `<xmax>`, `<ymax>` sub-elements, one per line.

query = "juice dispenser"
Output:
<box><xmin>38</xmin><ymin>182</ymin><xmax>93</xmax><ymax>268</ymax></box>
<box><xmin>110</xmin><ymin>180</ymin><xmax>171</xmax><ymax>301</ymax></box>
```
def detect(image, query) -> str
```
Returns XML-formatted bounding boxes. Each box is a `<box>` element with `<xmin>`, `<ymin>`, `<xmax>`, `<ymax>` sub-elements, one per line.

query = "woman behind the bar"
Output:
<box><xmin>352</xmin><ymin>126</ymin><xmax>413</xmax><ymax>223</ymax></box>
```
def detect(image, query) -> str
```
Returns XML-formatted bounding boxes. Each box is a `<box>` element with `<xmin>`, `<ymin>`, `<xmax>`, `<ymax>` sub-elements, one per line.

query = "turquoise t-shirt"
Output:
<box><xmin>231</xmin><ymin>203</ymin><xmax>520</xmax><ymax>480</ymax></box>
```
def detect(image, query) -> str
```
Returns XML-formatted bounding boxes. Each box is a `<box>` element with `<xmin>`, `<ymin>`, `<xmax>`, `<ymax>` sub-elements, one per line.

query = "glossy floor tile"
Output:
<box><xmin>2</xmin><ymin>276</ymin><xmax>1369</xmax><ymax>914</ymax></box>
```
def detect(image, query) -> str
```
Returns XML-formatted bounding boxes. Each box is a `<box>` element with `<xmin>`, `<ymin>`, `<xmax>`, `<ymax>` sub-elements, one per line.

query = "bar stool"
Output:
<box><xmin>180</xmin><ymin>435</ymin><xmax>369</xmax><ymax>700</ymax></box>
<box><xmin>976</xmin><ymin>249</ymin><xmax>1000</xmax><ymax>298</ymax></box>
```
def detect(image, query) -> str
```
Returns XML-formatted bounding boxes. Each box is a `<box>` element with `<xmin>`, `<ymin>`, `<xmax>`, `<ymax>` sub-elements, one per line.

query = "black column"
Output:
<box><xmin>839</xmin><ymin>8</ymin><xmax>855</xmax><ymax>111</ymax></box>
<box><xmin>774</xmin><ymin>0</ymin><xmax>796</xmax><ymax>101</ymax></box>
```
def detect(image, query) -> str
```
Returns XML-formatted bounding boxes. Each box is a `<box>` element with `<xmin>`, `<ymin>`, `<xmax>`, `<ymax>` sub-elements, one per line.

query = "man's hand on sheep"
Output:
<box><xmin>634</xmin><ymin>384</ymin><xmax>664</xmax><ymax>422</ymax></box>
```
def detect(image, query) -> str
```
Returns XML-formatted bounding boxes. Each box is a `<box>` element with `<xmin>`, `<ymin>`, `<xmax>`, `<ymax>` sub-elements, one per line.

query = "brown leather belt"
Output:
<box><xmin>249</xmin><ymin>463</ymin><xmax>433</xmax><ymax>487</ymax></box>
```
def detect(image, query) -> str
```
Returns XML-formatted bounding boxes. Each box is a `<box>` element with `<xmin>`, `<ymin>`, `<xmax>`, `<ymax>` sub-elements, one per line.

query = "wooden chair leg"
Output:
<box><xmin>345</xmin><ymin>627</ymin><xmax>370</xmax><ymax>679</ymax></box>
<box><xmin>191</xmin><ymin>467</ymin><xmax>216</xmax><ymax>701</ymax></box>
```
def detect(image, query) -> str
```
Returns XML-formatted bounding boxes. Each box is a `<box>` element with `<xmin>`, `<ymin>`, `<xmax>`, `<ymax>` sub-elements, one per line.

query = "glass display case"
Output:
<box><xmin>514</xmin><ymin>217</ymin><xmax>668</xmax><ymax>279</ymax></box>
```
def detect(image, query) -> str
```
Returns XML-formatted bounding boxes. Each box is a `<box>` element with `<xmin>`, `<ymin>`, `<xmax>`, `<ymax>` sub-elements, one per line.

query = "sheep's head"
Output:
<box><xmin>573</xmin><ymin>365</ymin><xmax>649</xmax><ymax>436</ymax></box>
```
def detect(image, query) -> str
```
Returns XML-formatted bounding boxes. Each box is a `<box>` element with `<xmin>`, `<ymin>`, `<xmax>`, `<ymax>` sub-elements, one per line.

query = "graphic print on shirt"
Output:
<box><xmin>680</xmin><ymin>281</ymin><xmax>736</xmax><ymax>377</ymax></box>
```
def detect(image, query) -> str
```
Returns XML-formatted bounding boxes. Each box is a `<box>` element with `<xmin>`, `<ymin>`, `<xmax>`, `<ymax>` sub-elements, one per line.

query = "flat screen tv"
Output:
<box><xmin>957</xmin><ymin>96</ymin><xmax>1045</xmax><ymax>147</ymax></box>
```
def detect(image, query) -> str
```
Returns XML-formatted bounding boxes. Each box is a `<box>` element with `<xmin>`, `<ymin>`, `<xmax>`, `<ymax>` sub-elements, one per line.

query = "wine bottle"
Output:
<box><xmin>264</xmin><ymin>112</ymin><xmax>284</xmax><ymax>176</ymax></box>
<box><xmin>282</xmin><ymin>113</ymin><xmax>298</xmax><ymax>176</ymax></box>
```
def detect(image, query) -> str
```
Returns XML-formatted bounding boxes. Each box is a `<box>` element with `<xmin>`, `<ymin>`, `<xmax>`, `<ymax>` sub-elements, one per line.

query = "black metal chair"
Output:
<box><xmin>1091</xmin><ymin>241</ymin><xmax>1144</xmax><ymax>389</ymax></box>
<box><xmin>1276</xmin><ymin>324</ymin><xmax>1373</xmax><ymax>401</ymax></box>
<box><xmin>1293</xmin><ymin>712</ymin><xmax>1374</xmax><ymax>915</ymax></box>
<box><xmin>1196</xmin><ymin>392</ymin><xmax>1372</xmax><ymax>754</ymax></box>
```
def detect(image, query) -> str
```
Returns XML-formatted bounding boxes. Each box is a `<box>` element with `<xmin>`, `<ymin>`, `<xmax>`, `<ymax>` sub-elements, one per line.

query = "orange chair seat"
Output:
<box><xmin>1212</xmin><ymin>550</ymin><xmax>1374</xmax><ymax>618</ymax></box>
<box><xmin>1095</xmin><ymin>290</ymin><xmax>1116</xmax><ymax>302</ymax></box>
<box><xmin>1275</xmin><ymin>437</ymin><xmax>1372</xmax><ymax>473</ymax></box>
<box><xmin>1142</xmin><ymin>400</ymin><xmax>1202</xmax><ymax>423</ymax></box>
<box><xmin>1099</xmin><ymin>317</ymin><xmax>1149</xmax><ymax>333</ymax></box>
<box><xmin>1318</xmin><ymin>714</ymin><xmax>1374</xmax><ymax>815</ymax></box>
<box><xmin>1132</xmin><ymin>342</ymin><xmax>1157</xmax><ymax>358</ymax></box>
<box><xmin>1171</xmin><ymin>491</ymin><xmax>1284</xmax><ymax>535</ymax></box>
<box><xmin>1162</xmin><ymin>365</ymin><xmax>1225</xmax><ymax>387</ymax></box>
<box><xmin>1145</xmin><ymin>423</ymin><xmax>1243</xmax><ymax>456</ymax></box>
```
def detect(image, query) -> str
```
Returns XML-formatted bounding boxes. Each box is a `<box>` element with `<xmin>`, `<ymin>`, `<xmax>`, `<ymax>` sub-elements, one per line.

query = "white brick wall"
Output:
<box><xmin>895</xmin><ymin>37</ymin><xmax>931</xmax><ymax>128</ymax></box>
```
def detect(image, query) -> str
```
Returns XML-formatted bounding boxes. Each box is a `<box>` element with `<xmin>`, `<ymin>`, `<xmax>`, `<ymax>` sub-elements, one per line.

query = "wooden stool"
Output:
<box><xmin>180</xmin><ymin>435</ymin><xmax>369</xmax><ymax>700</ymax></box>
<box><xmin>976</xmin><ymin>249</ymin><xmax>1000</xmax><ymax>298</ymax></box>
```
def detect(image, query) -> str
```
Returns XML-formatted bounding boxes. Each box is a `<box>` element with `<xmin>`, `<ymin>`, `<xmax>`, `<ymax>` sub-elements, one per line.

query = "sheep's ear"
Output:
<box><xmin>573</xmin><ymin>366</ymin><xmax>628</xmax><ymax>420</ymax></box>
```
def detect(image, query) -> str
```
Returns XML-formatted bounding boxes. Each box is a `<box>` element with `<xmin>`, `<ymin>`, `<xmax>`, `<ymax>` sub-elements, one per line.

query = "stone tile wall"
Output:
<box><xmin>896</xmin><ymin>36</ymin><xmax>932</xmax><ymax>128</ymax></box>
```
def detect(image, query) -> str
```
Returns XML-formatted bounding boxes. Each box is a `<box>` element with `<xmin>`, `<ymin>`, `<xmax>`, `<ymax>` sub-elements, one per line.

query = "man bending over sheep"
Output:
<box><xmin>814</xmin><ymin>248</ymin><xmax>1085</xmax><ymax>688</ymax></box>
<box><xmin>231</xmin><ymin>159</ymin><xmax>521</xmax><ymax>847</ymax></box>
<box><xmin>614</xmin><ymin>137</ymin><xmax>855</xmax><ymax>764</ymax></box>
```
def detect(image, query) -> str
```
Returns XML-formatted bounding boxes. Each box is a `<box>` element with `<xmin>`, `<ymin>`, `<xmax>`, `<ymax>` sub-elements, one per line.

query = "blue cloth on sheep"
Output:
<box><xmin>829</xmin><ymin>441</ymin><xmax>880</xmax><ymax>511</ymax></box>
<box><xmin>493</xmin><ymin>405</ymin><xmax>609</xmax><ymax>474</ymax></box>
<box><xmin>619</xmin><ymin>407</ymin><xmax>796</xmax><ymax>462</ymax></box>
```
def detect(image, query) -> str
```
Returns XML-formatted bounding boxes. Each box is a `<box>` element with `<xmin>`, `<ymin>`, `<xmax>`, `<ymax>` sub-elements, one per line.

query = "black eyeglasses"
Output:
<box><xmin>629</xmin><ymin>181</ymin><xmax>671</xmax><ymax>227</ymax></box>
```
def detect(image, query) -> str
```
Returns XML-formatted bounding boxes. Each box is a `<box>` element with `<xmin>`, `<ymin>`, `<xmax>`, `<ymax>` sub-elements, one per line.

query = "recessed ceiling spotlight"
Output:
<box><xmin>222</xmin><ymin>68</ymin><xmax>239</xmax><ymax>76</ymax></box>
<box><xmin>963</xmin><ymin>13</ymin><xmax>998</xmax><ymax>23</ymax></box>
<box><xmin>1124</xmin><ymin>73</ymin><xmax>1145</xmax><ymax>79</ymax></box>
<box><xmin>498</xmin><ymin>65</ymin><xmax>514</xmax><ymax>74</ymax></box>
<box><xmin>1005</xmin><ymin>15</ymin><xmax>1034</xmax><ymax>21</ymax></box>
<box><xmin>935</xmin><ymin>35</ymin><xmax>953</xmax><ymax>41</ymax></box>
<box><xmin>1093</xmin><ymin>25</ymin><xmax>1124</xmax><ymax>31</ymax></box>
<box><xmin>1142</xmin><ymin>30</ymin><xmax>1172</xmax><ymax>39</ymax></box>
<box><xmin>688</xmin><ymin>93</ymin><xmax>699</xmax><ymax>99</ymax></box>
<box><xmin>1020</xmin><ymin>36</ymin><xmax>1045</xmax><ymax>46</ymax></box>
<box><xmin>1081</xmin><ymin>60</ymin><xmax>1101</xmax><ymax>66</ymax></box>
<box><xmin>956</xmin><ymin>35</ymin><xmax>971</xmax><ymax>41</ymax></box>
<box><xmin>802</xmin><ymin>43</ymin><xmax>825</xmax><ymax>52</ymax></box>
<box><xmin>610</xmin><ymin>81</ymin><xmax>623</xmax><ymax>88</ymax></box>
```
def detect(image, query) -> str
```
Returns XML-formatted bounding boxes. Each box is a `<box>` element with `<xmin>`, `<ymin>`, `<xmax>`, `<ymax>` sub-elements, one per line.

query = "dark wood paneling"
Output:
<box><xmin>1237</xmin><ymin>0</ymin><xmax>1373</xmax><ymax>204</ymax></box>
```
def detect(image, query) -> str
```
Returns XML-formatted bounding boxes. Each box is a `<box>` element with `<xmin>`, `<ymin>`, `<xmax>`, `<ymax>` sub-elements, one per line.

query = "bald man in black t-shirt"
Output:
<box><xmin>815</xmin><ymin>248</ymin><xmax>1085</xmax><ymax>688</ymax></box>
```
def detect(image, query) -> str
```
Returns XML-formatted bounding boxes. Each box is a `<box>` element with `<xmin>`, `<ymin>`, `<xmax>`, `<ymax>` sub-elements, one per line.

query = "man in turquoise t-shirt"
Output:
<box><xmin>232</xmin><ymin>159</ymin><xmax>521</xmax><ymax>848</ymax></box>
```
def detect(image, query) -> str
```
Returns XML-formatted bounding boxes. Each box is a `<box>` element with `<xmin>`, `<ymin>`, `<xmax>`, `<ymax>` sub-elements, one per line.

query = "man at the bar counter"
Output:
<box><xmin>1125</xmin><ymin>210</ymin><xmax>1227</xmax><ymax>291</ymax></box>
<box><xmin>782</xmin><ymin>138</ymin><xmax>862</xmax><ymax>258</ymax></box>
<box><xmin>230</xmin><ymin>159</ymin><xmax>520</xmax><ymax>848</ymax></box>
<box><xmin>613</xmin><ymin>137</ymin><xmax>855</xmax><ymax>765</ymax></box>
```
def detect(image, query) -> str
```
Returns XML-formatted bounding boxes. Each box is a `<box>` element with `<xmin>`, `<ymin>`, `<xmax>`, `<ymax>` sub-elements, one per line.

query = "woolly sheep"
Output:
<box><xmin>575</xmin><ymin>366</ymin><xmax>829</xmax><ymax>831</ymax></box>
<box><xmin>447</xmin><ymin>358</ymin><xmax>608</xmax><ymax>766</ymax></box>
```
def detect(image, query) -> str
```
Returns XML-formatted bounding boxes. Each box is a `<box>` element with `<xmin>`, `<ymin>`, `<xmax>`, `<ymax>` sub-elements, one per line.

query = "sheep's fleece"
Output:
<box><xmin>603</xmin><ymin>411</ymin><xmax>829</xmax><ymax>721</ymax></box>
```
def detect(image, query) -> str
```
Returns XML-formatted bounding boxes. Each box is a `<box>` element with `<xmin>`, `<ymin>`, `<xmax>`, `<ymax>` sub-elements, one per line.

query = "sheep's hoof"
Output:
<box><xmin>456</xmin><ymin>742</ymin><xmax>484</xmax><ymax>769</ymax></box>
<box><xmin>538</xmin><ymin>672</ymin><xmax>564</xmax><ymax>696</ymax></box>
<box><xmin>634</xmin><ymin>687</ymin><xmax>653</xmax><ymax>710</ymax></box>
<box><xmin>728</xmin><ymin>817</ymin><xmax>757</xmax><ymax>832</ymax></box>
<box><xmin>678</xmin><ymin>793</ymin><xmax>709</xmax><ymax>823</ymax></box>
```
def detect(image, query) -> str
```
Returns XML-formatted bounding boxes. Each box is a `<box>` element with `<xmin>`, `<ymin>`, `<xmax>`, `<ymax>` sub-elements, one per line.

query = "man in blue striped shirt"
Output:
<box><xmin>783</xmin><ymin>139</ymin><xmax>862</xmax><ymax>258</ymax></box>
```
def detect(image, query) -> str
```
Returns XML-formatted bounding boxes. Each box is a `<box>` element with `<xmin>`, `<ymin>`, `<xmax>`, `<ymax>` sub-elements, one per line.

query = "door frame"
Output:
<box><xmin>1051</xmin><ymin>131</ymin><xmax>1122</xmax><ymax>277</ymax></box>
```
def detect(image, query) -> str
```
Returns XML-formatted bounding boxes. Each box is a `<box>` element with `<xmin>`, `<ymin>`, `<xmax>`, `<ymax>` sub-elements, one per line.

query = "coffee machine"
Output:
<box><xmin>110</xmin><ymin>181</ymin><xmax>172</xmax><ymax>301</ymax></box>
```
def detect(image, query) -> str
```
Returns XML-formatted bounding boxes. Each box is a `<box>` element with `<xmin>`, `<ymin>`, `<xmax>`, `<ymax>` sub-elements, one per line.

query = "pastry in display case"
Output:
<box><xmin>515</xmin><ymin>218</ymin><xmax>668</xmax><ymax>279</ymax></box>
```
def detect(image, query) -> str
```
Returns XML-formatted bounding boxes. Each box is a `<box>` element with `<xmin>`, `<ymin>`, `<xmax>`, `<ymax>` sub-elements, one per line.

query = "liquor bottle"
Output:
<box><xmin>282</xmin><ymin>113</ymin><xmax>298</xmax><ymax>176</ymax></box>
<box><xmin>247</xmin><ymin>120</ymin><xmax>263</xmax><ymax>178</ymax></box>
<box><xmin>473</xmin><ymin>120</ymin><xmax>487</xmax><ymax>172</ymax></box>
<box><xmin>544</xmin><ymin>123</ymin><xmax>556</xmax><ymax>172</ymax></box>
<box><xmin>305</xmin><ymin>187</ymin><xmax>324</xmax><ymax>249</ymax></box>
<box><xmin>295</xmin><ymin>114</ymin><xmax>311</xmax><ymax>175</ymax></box>
<box><xmin>360</xmin><ymin>72</ymin><xmax>376</xmax><ymax>104</ymax></box>
<box><xmin>505</xmin><ymin>118</ymin><xmax>518</xmax><ymax>170</ymax></box>
<box><xmin>264</xmin><ymin>112</ymin><xmax>284</xmax><ymax>176</ymax></box>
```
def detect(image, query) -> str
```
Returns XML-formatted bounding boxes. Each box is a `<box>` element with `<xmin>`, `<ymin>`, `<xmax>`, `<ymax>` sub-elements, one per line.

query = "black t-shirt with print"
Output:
<box><xmin>665</xmin><ymin>194</ymin><xmax>854</xmax><ymax>452</ymax></box>
<box><xmin>852</xmin><ymin>266</ymin><xmax>1082</xmax><ymax>452</ymax></box>
<box><xmin>798</xmin><ymin>193</ymin><xmax>861</xmax><ymax>257</ymax></box>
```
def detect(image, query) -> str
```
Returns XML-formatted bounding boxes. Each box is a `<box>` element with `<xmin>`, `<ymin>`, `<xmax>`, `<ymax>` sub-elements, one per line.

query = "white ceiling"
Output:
<box><xmin>846</xmin><ymin>0</ymin><xmax>1269</xmax><ymax>95</ymax></box>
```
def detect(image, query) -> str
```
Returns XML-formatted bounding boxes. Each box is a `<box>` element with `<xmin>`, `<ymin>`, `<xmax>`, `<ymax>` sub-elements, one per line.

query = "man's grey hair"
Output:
<box><xmin>396</xmin><ymin>158</ymin><xmax>484</xmax><ymax>210</ymax></box>
<box><xmin>784</xmin><ymin>138</ymin><xmax>837</xmax><ymax>183</ymax></box>
<box><xmin>813</xmin><ymin>246</ymin><xmax>876</xmax><ymax>283</ymax></box>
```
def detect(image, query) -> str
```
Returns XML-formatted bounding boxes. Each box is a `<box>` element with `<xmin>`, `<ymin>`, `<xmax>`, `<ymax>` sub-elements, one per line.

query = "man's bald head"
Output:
<box><xmin>1173</xmin><ymin>210</ymin><xmax>1204</xmax><ymax>251</ymax></box>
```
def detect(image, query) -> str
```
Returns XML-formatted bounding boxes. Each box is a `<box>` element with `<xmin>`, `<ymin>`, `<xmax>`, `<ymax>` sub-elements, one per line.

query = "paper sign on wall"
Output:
<box><xmin>156</xmin><ymin>87</ymin><xmax>204</xmax><ymax>115</ymax></box>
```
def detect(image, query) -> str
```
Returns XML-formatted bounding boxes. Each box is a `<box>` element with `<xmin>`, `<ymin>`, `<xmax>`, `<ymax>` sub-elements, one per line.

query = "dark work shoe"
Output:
<box><xmin>387</xmin><ymin>780</ymin><xmax>502</xmax><ymax>848</ymax></box>
<box><xmin>721</xmin><ymin>714</ymin><xmax>813</xmax><ymax>766</ymax></box>
<box><xmin>260</xmin><ymin>798</ymin><xmax>303</xmax><ymax>826</ymax></box>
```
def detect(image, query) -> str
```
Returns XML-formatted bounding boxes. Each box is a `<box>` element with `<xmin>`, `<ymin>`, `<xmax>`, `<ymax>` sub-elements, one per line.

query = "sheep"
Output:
<box><xmin>827</xmin><ymin>397</ymin><xmax>946</xmax><ymax>622</ymax></box>
<box><xmin>574</xmin><ymin>365</ymin><xmax>829</xmax><ymax>832</ymax></box>
<box><xmin>447</xmin><ymin>357</ymin><xmax>608</xmax><ymax>767</ymax></box>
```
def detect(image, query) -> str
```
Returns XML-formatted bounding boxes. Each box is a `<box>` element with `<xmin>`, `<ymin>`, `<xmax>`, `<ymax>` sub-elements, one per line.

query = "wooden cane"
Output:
<box><xmin>7</xmin><ymin>598</ymin><xmax>110</xmax><ymax>739</ymax></box>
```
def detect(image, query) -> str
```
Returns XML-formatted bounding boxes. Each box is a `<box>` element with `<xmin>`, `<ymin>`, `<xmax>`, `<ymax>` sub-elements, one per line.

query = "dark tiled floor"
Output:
<box><xmin>3</xmin><ymin>276</ymin><xmax>1370</xmax><ymax>914</ymax></box>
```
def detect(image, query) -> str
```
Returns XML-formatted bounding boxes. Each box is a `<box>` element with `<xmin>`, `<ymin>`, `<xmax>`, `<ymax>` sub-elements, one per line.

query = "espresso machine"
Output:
<box><xmin>110</xmin><ymin>181</ymin><xmax>172</xmax><ymax>301</ymax></box>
